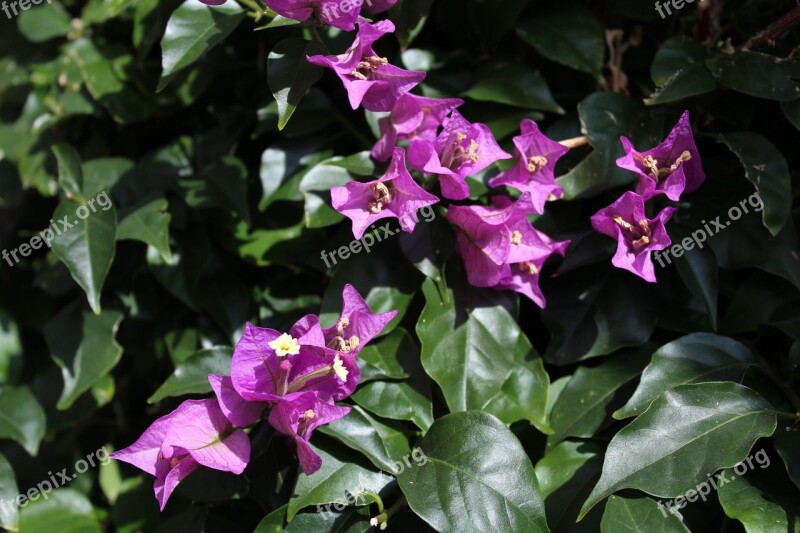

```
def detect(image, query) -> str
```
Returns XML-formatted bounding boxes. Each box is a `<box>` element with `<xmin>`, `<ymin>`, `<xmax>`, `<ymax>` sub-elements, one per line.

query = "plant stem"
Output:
<box><xmin>559</xmin><ymin>136</ymin><xmax>590</xmax><ymax>149</ymax></box>
<box><xmin>741</xmin><ymin>6</ymin><xmax>800</xmax><ymax>50</ymax></box>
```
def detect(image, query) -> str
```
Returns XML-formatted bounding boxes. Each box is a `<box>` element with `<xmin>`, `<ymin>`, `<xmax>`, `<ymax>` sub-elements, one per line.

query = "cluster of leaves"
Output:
<box><xmin>1</xmin><ymin>0</ymin><xmax>800</xmax><ymax>531</ymax></box>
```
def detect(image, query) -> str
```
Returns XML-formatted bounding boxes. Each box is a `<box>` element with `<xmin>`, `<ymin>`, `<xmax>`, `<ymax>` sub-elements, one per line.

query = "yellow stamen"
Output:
<box><xmin>519</xmin><ymin>261</ymin><xmax>539</xmax><ymax>275</ymax></box>
<box><xmin>527</xmin><ymin>155</ymin><xmax>548</xmax><ymax>173</ymax></box>
<box><xmin>303</xmin><ymin>409</ymin><xmax>315</xmax><ymax>420</ymax></box>
<box><xmin>511</xmin><ymin>230</ymin><xmax>523</xmax><ymax>245</ymax></box>
<box><xmin>333</xmin><ymin>355</ymin><xmax>349</xmax><ymax>382</ymax></box>
<box><xmin>268</xmin><ymin>333</ymin><xmax>301</xmax><ymax>357</ymax></box>
<box><xmin>369</xmin><ymin>182</ymin><xmax>393</xmax><ymax>214</ymax></box>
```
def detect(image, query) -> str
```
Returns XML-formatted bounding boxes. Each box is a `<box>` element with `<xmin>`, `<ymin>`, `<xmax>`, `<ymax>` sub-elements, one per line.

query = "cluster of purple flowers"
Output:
<box><xmin>590</xmin><ymin>111</ymin><xmax>705</xmax><ymax>282</ymax></box>
<box><xmin>112</xmin><ymin>285</ymin><xmax>396</xmax><ymax>510</ymax></box>
<box><xmin>287</xmin><ymin>12</ymin><xmax>573</xmax><ymax>306</ymax></box>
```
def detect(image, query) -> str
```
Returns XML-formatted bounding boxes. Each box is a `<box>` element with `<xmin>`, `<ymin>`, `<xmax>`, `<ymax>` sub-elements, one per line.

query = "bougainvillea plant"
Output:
<box><xmin>1</xmin><ymin>0</ymin><xmax>800</xmax><ymax>531</ymax></box>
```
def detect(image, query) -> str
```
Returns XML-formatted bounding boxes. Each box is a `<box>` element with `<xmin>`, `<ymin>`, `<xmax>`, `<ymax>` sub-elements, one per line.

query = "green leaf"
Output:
<box><xmin>17</xmin><ymin>1</ymin><xmax>73</xmax><ymax>42</ymax></box>
<box><xmin>646</xmin><ymin>36</ymin><xmax>717</xmax><ymax>105</ymax></box>
<box><xmin>417</xmin><ymin>278</ymin><xmax>551</xmax><ymax>433</ymax></box>
<box><xmin>716</xmin><ymin>132</ymin><xmax>792</xmax><ymax>236</ymax></box>
<box><xmin>706</xmin><ymin>51</ymin><xmax>800</xmax><ymax>102</ymax></box>
<box><xmin>397</xmin><ymin>411</ymin><xmax>548</xmax><ymax>532</ymax></box>
<box><xmin>548</xmin><ymin>346</ymin><xmax>650</xmax><ymax>447</ymax></box>
<box><xmin>718</xmin><ymin>470</ymin><xmax>800</xmax><ymax>533</ymax></box>
<box><xmin>467</xmin><ymin>0</ymin><xmax>530</xmax><ymax>48</ymax></box>
<box><xmin>535</xmin><ymin>439</ymin><xmax>605</xmax><ymax>531</ymax></box>
<box><xmin>116</xmin><ymin>198</ymin><xmax>172</xmax><ymax>262</ymax></box>
<box><xmin>671</xmin><ymin>226</ymin><xmax>719</xmax><ymax>330</ymax></box>
<box><xmin>558</xmin><ymin>93</ymin><xmax>663</xmax><ymax>199</ymax></box>
<box><xmin>351</xmin><ymin>336</ymin><xmax>433</xmax><ymax>431</ymax></box>
<box><xmin>67</xmin><ymin>38</ymin><xmax>153</xmax><ymax>124</ymax></box>
<box><xmin>0</xmin><ymin>452</ymin><xmax>18</xmax><ymax>530</ymax></box>
<box><xmin>147</xmin><ymin>347</ymin><xmax>232</xmax><ymax>404</ymax></box>
<box><xmin>463</xmin><ymin>63</ymin><xmax>562</xmax><ymax>113</ymax></box>
<box><xmin>356</xmin><ymin>328</ymin><xmax>414</xmax><ymax>382</ymax></box>
<box><xmin>98</xmin><ymin>445</ymin><xmax>123</xmax><ymax>505</ymax></box>
<box><xmin>51</xmin><ymin>200</ymin><xmax>117</xmax><ymax>314</ymax></box>
<box><xmin>180</xmin><ymin>156</ymin><xmax>250</xmax><ymax>224</ymax></box>
<box><xmin>258</xmin><ymin>504</ymin><xmax>374</xmax><ymax>532</ymax></box>
<box><xmin>158</xmin><ymin>0</ymin><xmax>246</xmax><ymax>91</ymax></box>
<box><xmin>516</xmin><ymin>3</ymin><xmax>605</xmax><ymax>78</ymax></box>
<box><xmin>580</xmin><ymin>382</ymin><xmax>777</xmax><ymax>519</ymax></box>
<box><xmin>781</xmin><ymin>99</ymin><xmax>800</xmax><ymax>132</ymax></box>
<box><xmin>775</xmin><ymin>427</ymin><xmax>800</xmax><ymax>490</ymax></box>
<box><xmin>0</xmin><ymin>386</ymin><xmax>46</xmax><ymax>455</ymax></box>
<box><xmin>600</xmin><ymin>495</ymin><xmax>690</xmax><ymax>532</ymax></box>
<box><xmin>287</xmin><ymin>442</ymin><xmax>392</xmax><ymax>522</ymax></box>
<box><xmin>615</xmin><ymin>333</ymin><xmax>757</xmax><ymax>419</ymax></box>
<box><xmin>318</xmin><ymin>406</ymin><xmax>410</xmax><ymax>473</ymax></box>
<box><xmin>19</xmin><ymin>489</ymin><xmax>102</xmax><ymax>533</ymax></box>
<box><xmin>390</xmin><ymin>0</ymin><xmax>433</xmax><ymax>49</ymax></box>
<box><xmin>298</xmin><ymin>159</ymin><xmax>351</xmax><ymax>228</ymax></box>
<box><xmin>82</xmin><ymin>158</ymin><xmax>133</xmax><ymax>198</ymax></box>
<box><xmin>268</xmin><ymin>38</ymin><xmax>326</xmax><ymax>131</ymax></box>
<box><xmin>45</xmin><ymin>309</ymin><xmax>124</xmax><ymax>410</ymax></box>
<box><xmin>543</xmin><ymin>270</ymin><xmax>657</xmax><ymax>365</ymax></box>
<box><xmin>51</xmin><ymin>144</ymin><xmax>84</xmax><ymax>199</ymax></box>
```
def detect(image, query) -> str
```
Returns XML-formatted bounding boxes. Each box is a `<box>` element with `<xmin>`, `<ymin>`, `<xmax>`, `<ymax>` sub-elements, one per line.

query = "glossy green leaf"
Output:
<box><xmin>51</xmin><ymin>200</ymin><xmax>117</xmax><ymax>314</ymax></box>
<box><xmin>318</xmin><ymin>406</ymin><xmax>410</xmax><ymax>474</ymax></box>
<box><xmin>707</xmin><ymin>51</ymin><xmax>800</xmax><ymax>102</ymax></box>
<box><xmin>0</xmin><ymin>452</ymin><xmax>18</xmax><ymax>530</ymax></box>
<box><xmin>716</xmin><ymin>132</ymin><xmax>792</xmax><ymax>236</ymax></box>
<box><xmin>467</xmin><ymin>0</ymin><xmax>530</xmax><ymax>48</ymax></box>
<box><xmin>268</xmin><ymin>38</ymin><xmax>326</xmax><ymax>131</ymax></box>
<box><xmin>463</xmin><ymin>63</ymin><xmax>562</xmax><ymax>113</ymax></box>
<box><xmin>356</xmin><ymin>328</ymin><xmax>414</xmax><ymax>382</ymax></box>
<box><xmin>397</xmin><ymin>411</ymin><xmax>548</xmax><ymax>532</ymax></box>
<box><xmin>580</xmin><ymin>382</ymin><xmax>778</xmax><ymax>519</ymax></box>
<box><xmin>51</xmin><ymin>144</ymin><xmax>84</xmax><ymax>199</ymax></box>
<box><xmin>116</xmin><ymin>198</ymin><xmax>172</xmax><ymax>262</ymax></box>
<box><xmin>601</xmin><ymin>495</ymin><xmax>690</xmax><ymax>532</ymax></box>
<box><xmin>45</xmin><ymin>309</ymin><xmax>124</xmax><ymax>410</ymax></box>
<box><xmin>646</xmin><ymin>36</ymin><xmax>717</xmax><ymax>105</ymax></box>
<box><xmin>147</xmin><ymin>347</ymin><xmax>232</xmax><ymax>404</ymax></box>
<box><xmin>18</xmin><ymin>489</ymin><xmax>102</xmax><ymax>533</ymax></box>
<box><xmin>536</xmin><ymin>439</ymin><xmax>605</xmax><ymax>531</ymax></box>
<box><xmin>548</xmin><ymin>346</ymin><xmax>650</xmax><ymax>447</ymax></box>
<box><xmin>0</xmin><ymin>386</ymin><xmax>46</xmax><ymax>455</ymax></box>
<box><xmin>417</xmin><ymin>278</ymin><xmax>551</xmax><ymax>432</ymax></box>
<box><xmin>158</xmin><ymin>0</ymin><xmax>245</xmax><ymax>91</ymax></box>
<box><xmin>718</xmin><ymin>470</ymin><xmax>800</xmax><ymax>533</ymax></box>
<box><xmin>615</xmin><ymin>333</ymin><xmax>757</xmax><ymax>419</ymax></box>
<box><xmin>287</xmin><ymin>442</ymin><xmax>392</xmax><ymax>522</ymax></box>
<box><xmin>516</xmin><ymin>3</ymin><xmax>604</xmax><ymax>78</ymax></box>
<box><xmin>17</xmin><ymin>1</ymin><xmax>73</xmax><ymax>42</ymax></box>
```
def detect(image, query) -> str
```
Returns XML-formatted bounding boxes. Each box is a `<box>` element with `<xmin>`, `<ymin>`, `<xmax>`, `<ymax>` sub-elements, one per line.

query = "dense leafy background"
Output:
<box><xmin>1</xmin><ymin>0</ymin><xmax>799</xmax><ymax>531</ymax></box>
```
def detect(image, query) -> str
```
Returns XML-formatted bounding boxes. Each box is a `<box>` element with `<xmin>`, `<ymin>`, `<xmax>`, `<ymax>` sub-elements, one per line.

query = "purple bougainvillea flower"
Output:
<box><xmin>408</xmin><ymin>110</ymin><xmax>511</xmax><ymax>200</ymax></box>
<box><xmin>363</xmin><ymin>0</ymin><xmax>397</xmax><ymax>13</ymax></box>
<box><xmin>332</xmin><ymin>148</ymin><xmax>439</xmax><ymax>240</ymax></box>
<box><xmin>591</xmin><ymin>191</ymin><xmax>675</xmax><ymax>283</ymax></box>
<box><xmin>264</xmin><ymin>0</ymin><xmax>360</xmax><ymax>31</ymax></box>
<box><xmin>230</xmin><ymin>317</ymin><xmax>360</xmax><ymax>404</ymax></box>
<box><xmin>307</xmin><ymin>19</ymin><xmax>425</xmax><ymax>112</ymax></box>
<box><xmin>488</xmin><ymin>119</ymin><xmax>569</xmax><ymax>214</ymax></box>
<box><xmin>111</xmin><ymin>399</ymin><xmax>250</xmax><ymax>511</ymax></box>
<box><xmin>268</xmin><ymin>391</ymin><xmax>351</xmax><ymax>475</ymax></box>
<box><xmin>616</xmin><ymin>111</ymin><xmax>705</xmax><ymax>201</ymax></box>
<box><xmin>371</xmin><ymin>94</ymin><xmax>464</xmax><ymax>162</ymax></box>
<box><xmin>208</xmin><ymin>374</ymin><xmax>267</xmax><ymax>427</ymax></box>
<box><xmin>447</xmin><ymin>194</ymin><xmax>569</xmax><ymax>307</ymax></box>
<box><xmin>322</xmin><ymin>284</ymin><xmax>398</xmax><ymax>355</ymax></box>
